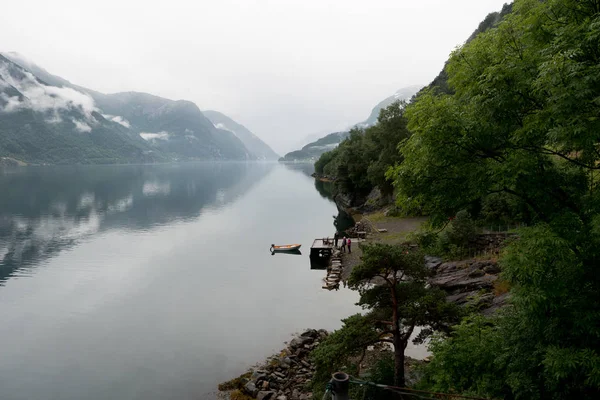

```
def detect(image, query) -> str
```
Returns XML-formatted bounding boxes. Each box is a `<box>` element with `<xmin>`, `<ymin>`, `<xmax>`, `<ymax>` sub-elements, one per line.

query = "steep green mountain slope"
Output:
<box><xmin>0</xmin><ymin>55</ymin><xmax>159</xmax><ymax>164</ymax></box>
<box><xmin>203</xmin><ymin>110</ymin><xmax>279</xmax><ymax>160</ymax></box>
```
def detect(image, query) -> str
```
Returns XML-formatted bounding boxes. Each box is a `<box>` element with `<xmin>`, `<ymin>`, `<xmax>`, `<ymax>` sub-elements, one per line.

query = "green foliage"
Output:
<box><xmin>350</xmin><ymin>243</ymin><xmax>460</xmax><ymax>386</ymax></box>
<box><xmin>391</xmin><ymin>0</ymin><xmax>596</xmax><ymax>225</ymax></box>
<box><xmin>359</xmin><ymin>352</ymin><xmax>396</xmax><ymax>400</ymax></box>
<box><xmin>311</xmin><ymin>314</ymin><xmax>378</xmax><ymax>396</ymax></box>
<box><xmin>498</xmin><ymin>224</ymin><xmax>600</xmax><ymax>398</ymax></box>
<box><xmin>312</xmin><ymin>244</ymin><xmax>459</xmax><ymax>392</ymax></box>
<box><xmin>314</xmin><ymin>101</ymin><xmax>410</xmax><ymax>196</ymax></box>
<box><xmin>424</xmin><ymin>223</ymin><xmax>600</xmax><ymax>399</ymax></box>
<box><xmin>443</xmin><ymin>210</ymin><xmax>477</xmax><ymax>248</ymax></box>
<box><xmin>421</xmin><ymin>315</ymin><xmax>507</xmax><ymax>398</ymax></box>
<box><xmin>409</xmin><ymin>211</ymin><xmax>478</xmax><ymax>259</ymax></box>
<box><xmin>395</xmin><ymin>3</ymin><xmax>600</xmax><ymax>397</ymax></box>
<box><xmin>314</xmin><ymin>148</ymin><xmax>337</xmax><ymax>174</ymax></box>
<box><xmin>480</xmin><ymin>192</ymin><xmax>528</xmax><ymax>226</ymax></box>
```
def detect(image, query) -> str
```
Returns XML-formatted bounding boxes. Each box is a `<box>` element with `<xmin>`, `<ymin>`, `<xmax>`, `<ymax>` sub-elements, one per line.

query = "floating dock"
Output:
<box><xmin>310</xmin><ymin>238</ymin><xmax>335</xmax><ymax>259</ymax></box>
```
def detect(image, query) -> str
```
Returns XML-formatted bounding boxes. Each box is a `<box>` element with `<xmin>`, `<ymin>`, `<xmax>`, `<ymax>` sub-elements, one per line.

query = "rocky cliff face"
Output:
<box><xmin>333</xmin><ymin>186</ymin><xmax>393</xmax><ymax>214</ymax></box>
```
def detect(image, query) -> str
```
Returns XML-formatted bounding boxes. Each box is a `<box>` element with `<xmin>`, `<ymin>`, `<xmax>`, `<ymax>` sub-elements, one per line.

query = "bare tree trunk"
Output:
<box><xmin>390</xmin><ymin>281</ymin><xmax>405</xmax><ymax>388</ymax></box>
<box><xmin>393</xmin><ymin>335</ymin><xmax>406</xmax><ymax>388</ymax></box>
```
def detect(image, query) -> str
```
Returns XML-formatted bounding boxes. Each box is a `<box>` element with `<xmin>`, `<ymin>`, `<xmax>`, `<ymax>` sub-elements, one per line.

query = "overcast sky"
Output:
<box><xmin>1</xmin><ymin>0</ymin><xmax>509</xmax><ymax>154</ymax></box>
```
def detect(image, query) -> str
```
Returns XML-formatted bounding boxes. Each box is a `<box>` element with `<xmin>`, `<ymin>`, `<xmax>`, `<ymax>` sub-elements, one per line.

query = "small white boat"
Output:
<box><xmin>270</xmin><ymin>244</ymin><xmax>302</xmax><ymax>252</ymax></box>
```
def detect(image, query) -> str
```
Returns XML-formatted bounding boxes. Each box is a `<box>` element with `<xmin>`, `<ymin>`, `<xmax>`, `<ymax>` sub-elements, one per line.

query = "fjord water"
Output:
<box><xmin>0</xmin><ymin>162</ymin><xmax>358</xmax><ymax>400</ymax></box>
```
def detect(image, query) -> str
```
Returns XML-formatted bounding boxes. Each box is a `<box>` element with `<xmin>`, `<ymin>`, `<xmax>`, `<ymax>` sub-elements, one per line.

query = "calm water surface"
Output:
<box><xmin>0</xmin><ymin>162</ymin><xmax>360</xmax><ymax>400</ymax></box>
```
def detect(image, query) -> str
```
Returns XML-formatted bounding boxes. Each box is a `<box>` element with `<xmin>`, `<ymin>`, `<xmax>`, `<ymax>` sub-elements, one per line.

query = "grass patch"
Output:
<box><xmin>379</xmin><ymin>231</ymin><xmax>410</xmax><ymax>244</ymax></box>
<box><xmin>494</xmin><ymin>278</ymin><xmax>511</xmax><ymax>296</ymax></box>
<box><xmin>366</xmin><ymin>212</ymin><xmax>386</xmax><ymax>222</ymax></box>
<box><xmin>218</xmin><ymin>371</ymin><xmax>252</xmax><ymax>391</ymax></box>
<box><xmin>230</xmin><ymin>390</ymin><xmax>254</xmax><ymax>400</ymax></box>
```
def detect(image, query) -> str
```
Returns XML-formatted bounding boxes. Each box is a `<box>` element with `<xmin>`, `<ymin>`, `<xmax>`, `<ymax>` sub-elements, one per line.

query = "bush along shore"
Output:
<box><xmin>218</xmin><ymin>329</ymin><xmax>326</xmax><ymax>400</ymax></box>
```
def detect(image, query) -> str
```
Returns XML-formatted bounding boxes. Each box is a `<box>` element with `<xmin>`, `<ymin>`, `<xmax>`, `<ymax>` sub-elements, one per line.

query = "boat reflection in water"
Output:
<box><xmin>270</xmin><ymin>249</ymin><xmax>302</xmax><ymax>256</ymax></box>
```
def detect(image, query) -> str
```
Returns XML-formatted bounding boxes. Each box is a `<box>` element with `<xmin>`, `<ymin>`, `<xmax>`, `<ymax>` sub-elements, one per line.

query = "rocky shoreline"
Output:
<box><xmin>218</xmin><ymin>193</ymin><xmax>513</xmax><ymax>399</ymax></box>
<box><xmin>218</xmin><ymin>329</ymin><xmax>326</xmax><ymax>400</ymax></box>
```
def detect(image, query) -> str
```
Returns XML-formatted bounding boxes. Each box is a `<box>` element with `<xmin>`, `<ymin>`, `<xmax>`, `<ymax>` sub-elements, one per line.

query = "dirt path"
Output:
<box><xmin>340</xmin><ymin>213</ymin><xmax>427</xmax><ymax>281</ymax></box>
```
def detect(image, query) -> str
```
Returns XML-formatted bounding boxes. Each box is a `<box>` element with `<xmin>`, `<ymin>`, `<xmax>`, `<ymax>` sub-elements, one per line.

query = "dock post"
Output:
<box><xmin>331</xmin><ymin>372</ymin><xmax>349</xmax><ymax>400</ymax></box>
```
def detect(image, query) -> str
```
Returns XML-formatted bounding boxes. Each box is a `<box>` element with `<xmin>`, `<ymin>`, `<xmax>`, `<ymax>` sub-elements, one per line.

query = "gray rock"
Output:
<box><xmin>257</xmin><ymin>391</ymin><xmax>276</xmax><ymax>400</ymax></box>
<box><xmin>424</xmin><ymin>256</ymin><xmax>443</xmax><ymax>272</ymax></box>
<box><xmin>483</xmin><ymin>263</ymin><xmax>501</xmax><ymax>274</ymax></box>
<box><xmin>430</xmin><ymin>267</ymin><xmax>497</xmax><ymax>291</ymax></box>
<box><xmin>291</xmin><ymin>389</ymin><xmax>300</xmax><ymax>400</ymax></box>
<box><xmin>252</xmin><ymin>370</ymin><xmax>268</xmax><ymax>382</ymax></box>
<box><xmin>468</xmin><ymin>268</ymin><xmax>485</xmax><ymax>278</ymax></box>
<box><xmin>276</xmin><ymin>396</ymin><xmax>288</xmax><ymax>400</ymax></box>
<box><xmin>300</xmin><ymin>329</ymin><xmax>319</xmax><ymax>339</ymax></box>
<box><xmin>289</xmin><ymin>336</ymin><xmax>312</xmax><ymax>349</ymax></box>
<box><xmin>245</xmin><ymin>381</ymin><xmax>258</xmax><ymax>396</ymax></box>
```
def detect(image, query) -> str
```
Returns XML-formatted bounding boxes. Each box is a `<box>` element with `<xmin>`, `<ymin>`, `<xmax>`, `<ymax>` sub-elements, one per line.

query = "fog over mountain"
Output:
<box><xmin>0</xmin><ymin>0</ymin><xmax>510</xmax><ymax>154</ymax></box>
<box><xmin>1</xmin><ymin>53</ymin><xmax>282</xmax><ymax>164</ymax></box>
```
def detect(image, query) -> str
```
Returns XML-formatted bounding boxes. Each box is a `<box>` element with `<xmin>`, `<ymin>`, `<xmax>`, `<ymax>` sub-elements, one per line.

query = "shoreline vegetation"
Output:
<box><xmin>218</xmin><ymin>206</ymin><xmax>511</xmax><ymax>400</ymax></box>
<box><xmin>221</xmin><ymin>1</ymin><xmax>600</xmax><ymax>398</ymax></box>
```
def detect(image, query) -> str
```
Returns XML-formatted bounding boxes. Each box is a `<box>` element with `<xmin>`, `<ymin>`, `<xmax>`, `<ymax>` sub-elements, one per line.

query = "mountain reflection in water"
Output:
<box><xmin>0</xmin><ymin>162</ymin><xmax>274</xmax><ymax>285</ymax></box>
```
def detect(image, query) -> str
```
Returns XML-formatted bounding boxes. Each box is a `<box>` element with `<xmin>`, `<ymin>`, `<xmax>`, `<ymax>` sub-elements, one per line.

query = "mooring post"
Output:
<box><xmin>331</xmin><ymin>372</ymin><xmax>349</xmax><ymax>400</ymax></box>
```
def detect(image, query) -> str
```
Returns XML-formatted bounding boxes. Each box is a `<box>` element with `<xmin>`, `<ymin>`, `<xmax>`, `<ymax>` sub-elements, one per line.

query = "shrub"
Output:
<box><xmin>447</xmin><ymin>210</ymin><xmax>477</xmax><ymax>247</ymax></box>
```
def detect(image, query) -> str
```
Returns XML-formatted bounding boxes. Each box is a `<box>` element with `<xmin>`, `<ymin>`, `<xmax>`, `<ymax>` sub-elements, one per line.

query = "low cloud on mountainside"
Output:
<box><xmin>0</xmin><ymin>64</ymin><xmax>96</xmax><ymax>119</ymax></box>
<box><xmin>102</xmin><ymin>114</ymin><xmax>131</xmax><ymax>128</ymax></box>
<box><xmin>0</xmin><ymin>60</ymin><xmax>139</xmax><ymax>135</ymax></box>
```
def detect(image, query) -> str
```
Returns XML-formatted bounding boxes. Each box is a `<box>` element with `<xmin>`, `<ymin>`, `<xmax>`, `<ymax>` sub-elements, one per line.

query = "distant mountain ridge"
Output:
<box><xmin>0</xmin><ymin>52</ymin><xmax>274</xmax><ymax>164</ymax></box>
<box><xmin>279</xmin><ymin>131</ymin><xmax>348</xmax><ymax>162</ymax></box>
<box><xmin>203</xmin><ymin>110</ymin><xmax>279</xmax><ymax>160</ymax></box>
<box><xmin>356</xmin><ymin>84</ymin><xmax>424</xmax><ymax>127</ymax></box>
<box><xmin>0</xmin><ymin>54</ymin><xmax>159</xmax><ymax>164</ymax></box>
<box><xmin>279</xmin><ymin>85</ymin><xmax>422</xmax><ymax>162</ymax></box>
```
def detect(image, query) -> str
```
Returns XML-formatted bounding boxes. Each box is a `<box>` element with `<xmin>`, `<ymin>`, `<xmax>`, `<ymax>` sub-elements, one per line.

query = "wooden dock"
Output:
<box><xmin>310</xmin><ymin>238</ymin><xmax>335</xmax><ymax>259</ymax></box>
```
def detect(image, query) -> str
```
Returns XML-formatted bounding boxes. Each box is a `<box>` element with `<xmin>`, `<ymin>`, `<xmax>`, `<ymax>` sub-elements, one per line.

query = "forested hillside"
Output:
<box><xmin>314</xmin><ymin>0</ymin><xmax>600</xmax><ymax>398</ymax></box>
<box><xmin>0</xmin><ymin>55</ymin><xmax>160</xmax><ymax>164</ymax></box>
<box><xmin>280</xmin><ymin>85</ymin><xmax>422</xmax><ymax>162</ymax></box>
<box><xmin>0</xmin><ymin>53</ymin><xmax>262</xmax><ymax>164</ymax></box>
